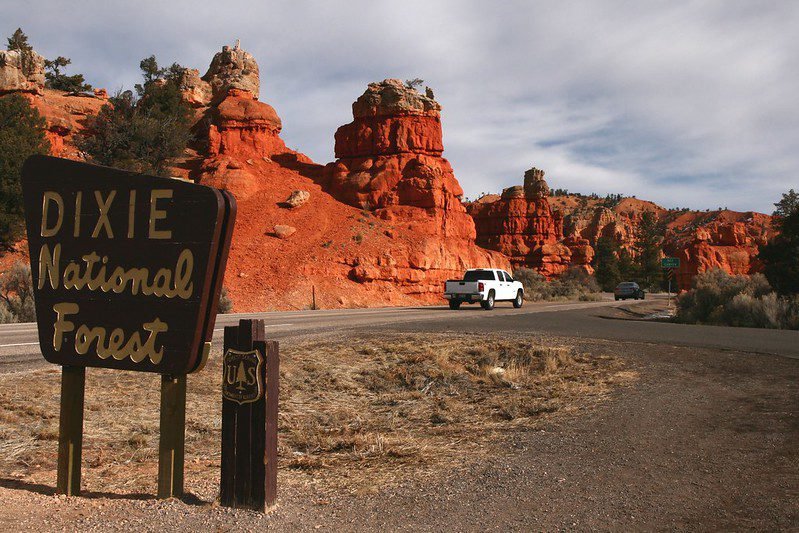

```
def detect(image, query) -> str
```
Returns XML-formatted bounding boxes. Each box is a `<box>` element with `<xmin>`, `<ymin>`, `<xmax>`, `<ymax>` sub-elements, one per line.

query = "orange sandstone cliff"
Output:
<box><xmin>547</xmin><ymin>194</ymin><xmax>774</xmax><ymax>289</ymax></box>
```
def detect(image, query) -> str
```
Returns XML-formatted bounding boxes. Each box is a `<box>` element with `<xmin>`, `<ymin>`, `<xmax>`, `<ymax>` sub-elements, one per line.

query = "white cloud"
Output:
<box><xmin>4</xmin><ymin>0</ymin><xmax>797</xmax><ymax>212</ymax></box>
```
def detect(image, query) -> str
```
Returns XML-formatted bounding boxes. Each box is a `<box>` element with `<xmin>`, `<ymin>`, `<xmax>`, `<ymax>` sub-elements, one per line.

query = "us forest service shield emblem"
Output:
<box><xmin>222</xmin><ymin>349</ymin><xmax>264</xmax><ymax>404</ymax></box>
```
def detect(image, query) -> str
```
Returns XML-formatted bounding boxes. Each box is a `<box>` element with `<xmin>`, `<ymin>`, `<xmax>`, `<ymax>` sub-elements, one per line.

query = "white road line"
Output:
<box><xmin>213</xmin><ymin>323</ymin><xmax>294</xmax><ymax>333</ymax></box>
<box><xmin>0</xmin><ymin>342</ymin><xmax>39</xmax><ymax>348</ymax></box>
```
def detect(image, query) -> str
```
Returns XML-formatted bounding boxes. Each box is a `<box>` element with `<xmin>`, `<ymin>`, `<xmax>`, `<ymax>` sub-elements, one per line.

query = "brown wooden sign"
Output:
<box><xmin>22</xmin><ymin>155</ymin><xmax>236</xmax><ymax>375</ymax></box>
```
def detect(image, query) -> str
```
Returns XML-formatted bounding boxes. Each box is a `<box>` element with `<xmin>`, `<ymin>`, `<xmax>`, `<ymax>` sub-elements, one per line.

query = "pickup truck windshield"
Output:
<box><xmin>463</xmin><ymin>271</ymin><xmax>496</xmax><ymax>281</ymax></box>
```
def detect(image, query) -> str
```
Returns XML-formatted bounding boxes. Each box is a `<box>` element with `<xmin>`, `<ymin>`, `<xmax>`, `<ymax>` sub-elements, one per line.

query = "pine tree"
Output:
<box><xmin>79</xmin><ymin>55</ymin><xmax>191</xmax><ymax>177</ymax></box>
<box><xmin>44</xmin><ymin>56</ymin><xmax>92</xmax><ymax>93</ymax></box>
<box><xmin>0</xmin><ymin>94</ymin><xmax>50</xmax><ymax>248</ymax></box>
<box><xmin>593</xmin><ymin>236</ymin><xmax>622</xmax><ymax>291</ymax></box>
<box><xmin>634</xmin><ymin>211</ymin><xmax>663</xmax><ymax>290</ymax></box>
<box><xmin>6</xmin><ymin>28</ymin><xmax>35</xmax><ymax>77</ymax></box>
<box><xmin>6</xmin><ymin>28</ymin><xmax>32</xmax><ymax>52</ymax></box>
<box><xmin>759</xmin><ymin>189</ymin><xmax>799</xmax><ymax>295</ymax></box>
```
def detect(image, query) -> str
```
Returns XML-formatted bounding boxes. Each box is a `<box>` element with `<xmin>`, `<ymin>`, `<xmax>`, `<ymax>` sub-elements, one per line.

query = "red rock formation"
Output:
<box><xmin>663</xmin><ymin>211</ymin><xmax>775</xmax><ymax>290</ymax></box>
<box><xmin>26</xmin><ymin>90</ymin><xmax>106</xmax><ymax>157</ymax></box>
<box><xmin>190</xmin><ymin>67</ymin><xmax>508</xmax><ymax>308</ymax></box>
<box><xmin>468</xmin><ymin>168</ymin><xmax>591</xmax><ymax>277</ymax></box>
<box><xmin>550</xmin><ymin>194</ymin><xmax>775</xmax><ymax>288</ymax></box>
<box><xmin>319</xmin><ymin>79</ymin><xmax>509</xmax><ymax>288</ymax></box>
<box><xmin>323</xmin><ymin>79</ymin><xmax>468</xmax><ymax>238</ymax></box>
<box><xmin>560</xmin><ymin>198</ymin><xmax>666</xmax><ymax>253</ymax></box>
<box><xmin>207</xmin><ymin>88</ymin><xmax>286</xmax><ymax>158</ymax></box>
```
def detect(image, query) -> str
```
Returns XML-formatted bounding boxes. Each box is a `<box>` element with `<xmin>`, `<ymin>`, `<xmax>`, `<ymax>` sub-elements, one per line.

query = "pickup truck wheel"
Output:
<box><xmin>481</xmin><ymin>290</ymin><xmax>495</xmax><ymax>310</ymax></box>
<box><xmin>448</xmin><ymin>299</ymin><xmax>461</xmax><ymax>310</ymax></box>
<box><xmin>513</xmin><ymin>290</ymin><xmax>523</xmax><ymax>308</ymax></box>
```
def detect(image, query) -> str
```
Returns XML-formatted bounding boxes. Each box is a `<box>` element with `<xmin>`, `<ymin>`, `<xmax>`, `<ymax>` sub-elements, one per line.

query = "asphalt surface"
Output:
<box><xmin>0</xmin><ymin>294</ymin><xmax>797</xmax><ymax>374</ymax></box>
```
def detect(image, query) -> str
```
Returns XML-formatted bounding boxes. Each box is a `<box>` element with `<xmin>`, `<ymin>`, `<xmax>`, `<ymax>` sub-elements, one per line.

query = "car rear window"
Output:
<box><xmin>618</xmin><ymin>282</ymin><xmax>636</xmax><ymax>288</ymax></box>
<box><xmin>463</xmin><ymin>270</ymin><xmax>496</xmax><ymax>281</ymax></box>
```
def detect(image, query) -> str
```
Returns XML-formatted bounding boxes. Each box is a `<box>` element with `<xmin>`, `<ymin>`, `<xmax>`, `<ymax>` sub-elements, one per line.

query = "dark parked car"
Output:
<box><xmin>614</xmin><ymin>282</ymin><xmax>645</xmax><ymax>301</ymax></box>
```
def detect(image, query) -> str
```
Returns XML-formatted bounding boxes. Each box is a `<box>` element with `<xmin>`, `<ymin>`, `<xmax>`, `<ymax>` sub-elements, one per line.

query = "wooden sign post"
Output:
<box><xmin>22</xmin><ymin>155</ymin><xmax>236</xmax><ymax>497</ymax></box>
<box><xmin>56</xmin><ymin>366</ymin><xmax>85</xmax><ymax>495</ymax></box>
<box><xmin>221</xmin><ymin>319</ymin><xmax>279</xmax><ymax>511</ymax></box>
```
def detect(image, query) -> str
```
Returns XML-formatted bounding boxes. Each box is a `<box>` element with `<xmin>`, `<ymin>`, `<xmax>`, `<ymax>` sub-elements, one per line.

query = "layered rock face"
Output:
<box><xmin>322</xmin><ymin>79</ymin><xmax>478</xmax><ymax>240</ymax></box>
<box><xmin>551</xmin><ymin>195</ymin><xmax>775</xmax><ymax>289</ymax></box>
<box><xmin>190</xmin><ymin>45</ymin><xmax>294</xmax><ymax>201</ymax></box>
<box><xmin>468</xmin><ymin>168</ymin><xmax>588</xmax><ymax>277</ymax></box>
<box><xmin>663</xmin><ymin>211</ymin><xmax>775</xmax><ymax>289</ymax></box>
<box><xmin>319</xmin><ymin>79</ymin><xmax>509</xmax><ymax>289</ymax></box>
<box><xmin>207</xmin><ymin>88</ymin><xmax>285</xmax><ymax>158</ymax></box>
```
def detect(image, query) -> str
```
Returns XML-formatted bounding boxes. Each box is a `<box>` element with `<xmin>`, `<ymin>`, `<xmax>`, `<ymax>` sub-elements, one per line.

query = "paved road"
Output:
<box><xmin>1</xmin><ymin>294</ymin><xmax>797</xmax><ymax>373</ymax></box>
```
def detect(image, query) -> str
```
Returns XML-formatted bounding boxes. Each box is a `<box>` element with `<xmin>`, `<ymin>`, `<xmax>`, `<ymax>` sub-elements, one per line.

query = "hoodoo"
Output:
<box><xmin>468</xmin><ymin>168</ymin><xmax>582</xmax><ymax>277</ymax></box>
<box><xmin>322</xmin><ymin>79</ymin><xmax>476</xmax><ymax>240</ymax></box>
<box><xmin>320</xmin><ymin>79</ymin><xmax>509</xmax><ymax>287</ymax></box>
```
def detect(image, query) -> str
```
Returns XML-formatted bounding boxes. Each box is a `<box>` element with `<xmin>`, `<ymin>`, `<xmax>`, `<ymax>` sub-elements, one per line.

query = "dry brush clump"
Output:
<box><xmin>0</xmin><ymin>333</ymin><xmax>632</xmax><ymax>495</ymax></box>
<box><xmin>677</xmin><ymin>269</ymin><xmax>799</xmax><ymax>330</ymax></box>
<box><xmin>0</xmin><ymin>262</ymin><xmax>35</xmax><ymax>323</ymax></box>
<box><xmin>514</xmin><ymin>267</ymin><xmax>602</xmax><ymax>302</ymax></box>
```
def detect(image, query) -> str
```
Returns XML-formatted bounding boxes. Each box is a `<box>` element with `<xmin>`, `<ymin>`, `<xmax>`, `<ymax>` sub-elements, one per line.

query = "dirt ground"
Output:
<box><xmin>0</xmin><ymin>332</ymin><xmax>797</xmax><ymax>531</ymax></box>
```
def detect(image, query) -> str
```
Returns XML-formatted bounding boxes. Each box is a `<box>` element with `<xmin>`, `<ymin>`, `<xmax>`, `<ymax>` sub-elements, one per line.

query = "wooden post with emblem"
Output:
<box><xmin>221</xmin><ymin>319</ymin><xmax>279</xmax><ymax>511</ymax></box>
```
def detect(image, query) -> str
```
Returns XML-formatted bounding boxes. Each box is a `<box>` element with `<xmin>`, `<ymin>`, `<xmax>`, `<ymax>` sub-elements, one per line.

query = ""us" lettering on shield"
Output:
<box><xmin>222</xmin><ymin>348</ymin><xmax>264</xmax><ymax>404</ymax></box>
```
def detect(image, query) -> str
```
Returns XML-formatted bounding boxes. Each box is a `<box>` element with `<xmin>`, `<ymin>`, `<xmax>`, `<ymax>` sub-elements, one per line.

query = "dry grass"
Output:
<box><xmin>0</xmin><ymin>333</ymin><xmax>635</xmax><ymax>496</ymax></box>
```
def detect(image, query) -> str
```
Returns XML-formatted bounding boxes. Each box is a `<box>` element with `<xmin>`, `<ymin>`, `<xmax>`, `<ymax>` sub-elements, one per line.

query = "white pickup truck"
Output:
<box><xmin>444</xmin><ymin>268</ymin><xmax>524</xmax><ymax>310</ymax></box>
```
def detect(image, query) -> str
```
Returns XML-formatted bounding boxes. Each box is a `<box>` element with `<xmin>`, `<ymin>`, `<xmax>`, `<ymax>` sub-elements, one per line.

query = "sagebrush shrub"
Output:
<box><xmin>677</xmin><ymin>269</ymin><xmax>798</xmax><ymax>329</ymax></box>
<box><xmin>513</xmin><ymin>267</ymin><xmax>601</xmax><ymax>302</ymax></box>
<box><xmin>0</xmin><ymin>261</ymin><xmax>35</xmax><ymax>323</ymax></box>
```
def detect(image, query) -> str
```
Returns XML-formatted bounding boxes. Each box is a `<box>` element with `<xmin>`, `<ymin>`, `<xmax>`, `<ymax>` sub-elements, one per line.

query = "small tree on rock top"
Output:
<box><xmin>44</xmin><ymin>56</ymin><xmax>92</xmax><ymax>93</ymax></box>
<box><xmin>6</xmin><ymin>28</ymin><xmax>35</xmax><ymax>77</ymax></box>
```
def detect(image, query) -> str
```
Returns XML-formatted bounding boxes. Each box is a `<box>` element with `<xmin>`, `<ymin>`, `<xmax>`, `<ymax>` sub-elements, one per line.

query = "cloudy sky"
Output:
<box><xmin>6</xmin><ymin>1</ymin><xmax>797</xmax><ymax>212</ymax></box>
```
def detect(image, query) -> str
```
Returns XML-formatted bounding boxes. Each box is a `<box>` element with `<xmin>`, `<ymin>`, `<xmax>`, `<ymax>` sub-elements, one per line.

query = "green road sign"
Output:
<box><xmin>662</xmin><ymin>257</ymin><xmax>680</xmax><ymax>269</ymax></box>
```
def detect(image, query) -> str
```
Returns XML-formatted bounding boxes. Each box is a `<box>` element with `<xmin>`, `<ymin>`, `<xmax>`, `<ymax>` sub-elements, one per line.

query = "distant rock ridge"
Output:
<box><xmin>662</xmin><ymin>211</ymin><xmax>774</xmax><ymax>289</ymax></box>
